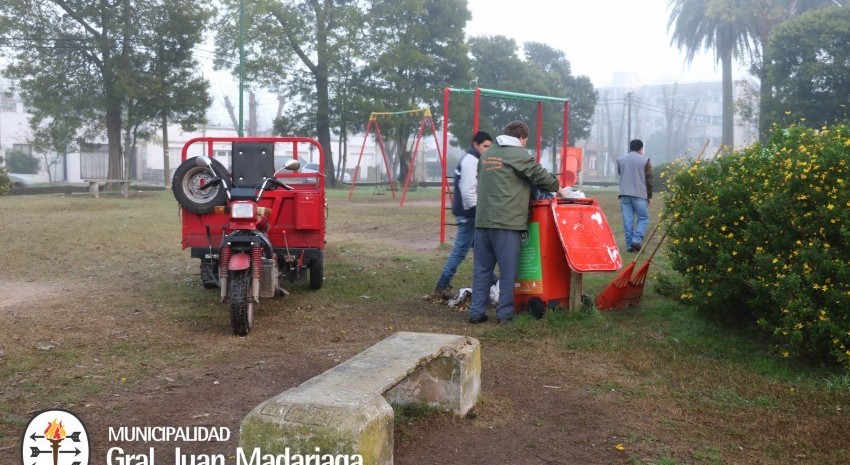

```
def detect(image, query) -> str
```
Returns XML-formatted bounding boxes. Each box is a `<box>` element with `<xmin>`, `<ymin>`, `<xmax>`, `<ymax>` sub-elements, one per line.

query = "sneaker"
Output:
<box><xmin>469</xmin><ymin>314</ymin><xmax>489</xmax><ymax>324</ymax></box>
<box><xmin>630</xmin><ymin>241</ymin><xmax>642</xmax><ymax>252</ymax></box>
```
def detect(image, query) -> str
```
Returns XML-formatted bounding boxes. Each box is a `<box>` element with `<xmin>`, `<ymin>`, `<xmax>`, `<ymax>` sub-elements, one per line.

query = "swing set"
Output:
<box><xmin>347</xmin><ymin>108</ymin><xmax>441</xmax><ymax>205</ymax></box>
<box><xmin>439</xmin><ymin>87</ymin><xmax>582</xmax><ymax>244</ymax></box>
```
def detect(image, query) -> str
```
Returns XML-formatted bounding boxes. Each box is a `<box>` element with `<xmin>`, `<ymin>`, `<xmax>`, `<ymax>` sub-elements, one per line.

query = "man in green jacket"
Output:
<box><xmin>469</xmin><ymin>121</ymin><xmax>569</xmax><ymax>324</ymax></box>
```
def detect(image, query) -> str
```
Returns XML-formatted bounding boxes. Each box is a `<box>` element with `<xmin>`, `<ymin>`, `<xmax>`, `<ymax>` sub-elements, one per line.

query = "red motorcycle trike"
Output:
<box><xmin>172</xmin><ymin>137</ymin><xmax>326</xmax><ymax>335</ymax></box>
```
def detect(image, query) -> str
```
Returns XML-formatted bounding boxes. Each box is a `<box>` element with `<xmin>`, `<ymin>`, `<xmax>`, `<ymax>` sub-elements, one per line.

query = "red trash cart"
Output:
<box><xmin>515</xmin><ymin>197</ymin><xmax>621</xmax><ymax>317</ymax></box>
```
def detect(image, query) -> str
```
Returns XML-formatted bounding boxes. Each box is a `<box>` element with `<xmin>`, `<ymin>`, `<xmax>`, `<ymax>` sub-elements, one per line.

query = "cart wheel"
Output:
<box><xmin>309</xmin><ymin>251</ymin><xmax>324</xmax><ymax>290</ymax></box>
<box><xmin>527</xmin><ymin>297</ymin><xmax>546</xmax><ymax>320</ymax></box>
<box><xmin>172</xmin><ymin>157</ymin><xmax>229</xmax><ymax>214</ymax></box>
<box><xmin>230</xmin><ymin>270</ymin><xmax>254</xmax><ymax>336</ymax></box>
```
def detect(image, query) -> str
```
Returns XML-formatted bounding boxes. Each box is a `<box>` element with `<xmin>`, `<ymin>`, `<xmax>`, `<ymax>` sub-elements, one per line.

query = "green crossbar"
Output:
<box><xmin>447</xmin><ymin>87</ymin><xmax>568</xmax><ymax>103</ymax></box>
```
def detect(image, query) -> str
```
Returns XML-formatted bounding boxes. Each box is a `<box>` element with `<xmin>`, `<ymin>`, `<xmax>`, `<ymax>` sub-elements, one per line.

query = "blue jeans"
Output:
<box><xmin>469</xmin><ymin>228</ymin><xmax>521</xmax><ymax>322</ymax></box>
<box><xmin>620</xmin><ymin>195</ymin><xmax>649</xmax><ymax>247</ymax></box>
<box><xmin>436</xmin><ymin>217</ymin><xmax>475</xmax><ymax>290</ymax></box>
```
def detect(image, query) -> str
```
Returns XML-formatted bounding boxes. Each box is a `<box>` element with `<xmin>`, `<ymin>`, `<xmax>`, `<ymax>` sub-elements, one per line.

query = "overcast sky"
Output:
<box><xmin>465</xmin><ymin>0</ymin><xmax>736</xmax><ymax>87</ymax></box>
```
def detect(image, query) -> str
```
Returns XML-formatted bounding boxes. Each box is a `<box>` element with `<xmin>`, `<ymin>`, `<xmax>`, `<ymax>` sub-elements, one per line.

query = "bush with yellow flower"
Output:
<box><xmin>663</xmin><ymin>123</ymin><xmax>850</xmax><ymax>368</ymax></box>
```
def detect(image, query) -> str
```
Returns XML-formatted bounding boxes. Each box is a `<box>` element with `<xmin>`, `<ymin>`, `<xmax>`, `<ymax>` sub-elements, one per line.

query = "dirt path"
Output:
<box><xmin>0</xmin><ymin>280</ymin><xmax>68</xmax><ymax>311</ymax></box>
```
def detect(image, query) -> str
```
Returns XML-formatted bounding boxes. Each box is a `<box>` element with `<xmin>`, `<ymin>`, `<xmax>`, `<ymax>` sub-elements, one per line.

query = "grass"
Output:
<box><xmin>1</xmin><ymin>186</ymin><xmax>848</xmax><ymax>464</ymax></box>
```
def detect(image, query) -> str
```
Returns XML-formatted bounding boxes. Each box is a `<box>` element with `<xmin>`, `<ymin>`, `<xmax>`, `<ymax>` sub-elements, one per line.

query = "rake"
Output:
<box><xmin>595</xmin><ymin>222</ymin><xmax>662</xmax><ymax>311</ymax></box>
<box><xmin>622</xmin><ymin>229</ymin><xmax>668</xmax><ymax>308</ymax></box>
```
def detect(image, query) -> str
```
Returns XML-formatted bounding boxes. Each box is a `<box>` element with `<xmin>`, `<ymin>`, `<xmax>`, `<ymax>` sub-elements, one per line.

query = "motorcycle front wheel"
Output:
<box><xmin>229</xmin><ymin>270</ymin><xmax>254</xmax><ymax>336</ymax></box>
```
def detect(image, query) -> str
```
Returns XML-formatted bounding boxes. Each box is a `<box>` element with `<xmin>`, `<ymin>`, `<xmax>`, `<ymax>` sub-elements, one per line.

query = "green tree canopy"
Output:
<box><xmin>523</xmin><ymin>42</ymin><xmax>598</xmax><ymax>146</ymax></box>
<box><xmin>763</xmin><ymin>5</ymin><xmax>850</xmax><ymax>129</ymax></box>
<box><xmin>0</xmin><ymin>0</ymin><xmax>212</xmax><ymax>180</ymax></box>
<box><xmin>449</xmin><ymin>36</ymin><xmax>595</xmax><ymax>166</ymax></box>
<box><xmin>363</xmin><ymin>0</ymin><xmax>471</xmax><ymax>183</ymax></box>
<box><xmin>216</xmin><ymin>0</ymin><xmax>363</xmax><ymax>185</ymax></box>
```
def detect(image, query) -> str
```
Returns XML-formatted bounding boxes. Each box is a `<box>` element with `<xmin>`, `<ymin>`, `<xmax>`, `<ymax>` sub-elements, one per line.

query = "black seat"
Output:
<box><xmin>231</xmin><ymin>142</ymin><xmax>275</xmax><ymax>188</ymax></box>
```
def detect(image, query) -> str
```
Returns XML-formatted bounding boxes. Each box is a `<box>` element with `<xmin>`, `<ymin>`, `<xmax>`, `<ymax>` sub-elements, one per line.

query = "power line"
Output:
<box><xmin>595</xmin><ymin>96</ymin><xmax>722</xmax><ymax>123</ymax></box>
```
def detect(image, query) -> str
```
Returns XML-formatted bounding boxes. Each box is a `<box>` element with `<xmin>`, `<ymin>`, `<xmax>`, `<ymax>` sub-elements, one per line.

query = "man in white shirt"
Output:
<box><xmin>432</xmin><ymin>131</ymin><xmax>492</xmax><ymax>299</ymax></box>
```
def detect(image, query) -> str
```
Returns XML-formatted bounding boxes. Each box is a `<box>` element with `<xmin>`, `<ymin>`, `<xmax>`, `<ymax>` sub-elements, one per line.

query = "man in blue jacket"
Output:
<box><xmin>617</xmin><ymin>139</ymin><xmax>654</xmax><ymax>252</ymax></box>
<box><xmin>432</xmin><ymin>131</ymin><xmax>493</xmax><ymax>300</ymax></box>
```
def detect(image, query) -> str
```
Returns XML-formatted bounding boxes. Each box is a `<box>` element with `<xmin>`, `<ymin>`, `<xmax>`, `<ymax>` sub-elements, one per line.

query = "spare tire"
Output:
<box><xmin>172</xmin><ymin>157</ymin><xmax>229</xmax><ymax>214</ymax></box>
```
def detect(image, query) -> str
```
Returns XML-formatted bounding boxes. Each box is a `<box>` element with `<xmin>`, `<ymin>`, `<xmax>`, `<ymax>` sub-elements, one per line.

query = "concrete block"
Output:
<box><xmin>240</xmin><ymin>332</ymin><xmax>481</xmax><ymax>465</ymax></box>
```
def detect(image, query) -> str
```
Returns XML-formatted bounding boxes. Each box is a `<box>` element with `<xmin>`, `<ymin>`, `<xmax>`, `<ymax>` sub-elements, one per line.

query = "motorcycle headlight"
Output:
<box><xmin>231</xmin><ymin>202</ymin><xmax>255</xmax><ymax>219</ymax></box>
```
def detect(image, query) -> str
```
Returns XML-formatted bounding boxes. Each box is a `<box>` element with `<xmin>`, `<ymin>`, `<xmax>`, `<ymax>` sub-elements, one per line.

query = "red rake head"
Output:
<box><xmin>623</xmin><ymin>260</ymin><xmax>652</xmax><ymax>307</ymax></box>
<box><xmin>595</xmin><ymin>262</ymin><xmax>634</xmax><ymax>310</ymax></box>
<box><xmin>628</xmin><ymin>261</ymin><xmax>651</xmax><ymax>286</ymax></box>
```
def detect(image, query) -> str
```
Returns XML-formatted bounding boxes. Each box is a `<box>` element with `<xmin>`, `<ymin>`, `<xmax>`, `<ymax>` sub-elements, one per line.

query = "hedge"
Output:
<box><xmin>662</xmin><ymin>122</ymin><xmax>850</xmax><ymax>368</ymax></box>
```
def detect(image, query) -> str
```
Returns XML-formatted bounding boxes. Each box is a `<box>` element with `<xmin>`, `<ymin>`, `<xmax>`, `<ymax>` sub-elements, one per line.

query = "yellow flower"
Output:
<box><xmin>614</xmin><ymin>444</ymin><xmax>625</xmax><ymax>452</ymax></box>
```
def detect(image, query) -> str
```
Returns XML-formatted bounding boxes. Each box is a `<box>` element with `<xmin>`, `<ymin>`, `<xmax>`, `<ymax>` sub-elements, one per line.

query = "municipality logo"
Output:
<box><xmin>21</xmin><ymin>409</ymin><xmax>89</xmax><ymax>465</ymax></box>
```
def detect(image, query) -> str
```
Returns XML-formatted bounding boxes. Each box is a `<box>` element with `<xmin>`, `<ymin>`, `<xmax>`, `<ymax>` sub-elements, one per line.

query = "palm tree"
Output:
<box><xmin>667</xmin><ymin>0</ymin><xmax>752</xmax><ymax>150</ymax></box>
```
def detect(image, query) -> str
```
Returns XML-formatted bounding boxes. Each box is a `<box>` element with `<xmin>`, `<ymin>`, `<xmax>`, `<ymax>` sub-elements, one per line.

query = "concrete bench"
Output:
<box><xmin>83</xmin><ymin>179</ymin><xmax>130</xmax><ymax>198</ymax></box>
<box><xmin>240</xmin><ymin>332</ymin><xmax>481</xmax><ymax>465</ymax></box>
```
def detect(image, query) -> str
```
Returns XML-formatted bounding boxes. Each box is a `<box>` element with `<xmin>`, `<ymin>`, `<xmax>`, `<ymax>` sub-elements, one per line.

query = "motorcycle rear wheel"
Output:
<box><xmin>230</xmin><ymin>270</ymin><xmax>254</xmax><ymax>336</ymax></box>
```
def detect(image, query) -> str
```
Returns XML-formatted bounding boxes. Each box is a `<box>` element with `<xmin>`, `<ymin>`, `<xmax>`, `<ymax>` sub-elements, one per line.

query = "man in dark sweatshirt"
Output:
<box><xmin>468</xmin><ymin>121</ymin><xmax>568</xmax><ymax>324</ymax></box>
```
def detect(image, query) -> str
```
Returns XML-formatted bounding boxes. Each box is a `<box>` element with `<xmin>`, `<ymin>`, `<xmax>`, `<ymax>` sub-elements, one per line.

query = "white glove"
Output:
<box><xmin>557</xmin><ymin>186</ymin><xmax>571</xmax><ymax>197</ymax></box>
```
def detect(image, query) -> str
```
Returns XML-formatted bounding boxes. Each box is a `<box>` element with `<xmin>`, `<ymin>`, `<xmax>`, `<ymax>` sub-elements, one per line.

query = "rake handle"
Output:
<box><xmin>633</xmin><ymin>221</ymin><xmax>663</xmax><ymax>263</ymax></box>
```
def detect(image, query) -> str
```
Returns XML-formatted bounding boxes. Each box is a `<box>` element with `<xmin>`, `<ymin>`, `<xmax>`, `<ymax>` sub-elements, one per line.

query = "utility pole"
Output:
<box><xmin>626</xmin><ymin>91</ymin><xmax>633</xmax><ymax>148</ymax></box>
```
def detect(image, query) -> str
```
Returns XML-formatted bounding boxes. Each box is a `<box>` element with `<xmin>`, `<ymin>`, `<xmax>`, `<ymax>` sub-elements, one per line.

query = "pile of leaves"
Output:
<box><xmin>662</xmin><ymin>122</ymin><xmax>850</xmax><ymax>368</ymax></box>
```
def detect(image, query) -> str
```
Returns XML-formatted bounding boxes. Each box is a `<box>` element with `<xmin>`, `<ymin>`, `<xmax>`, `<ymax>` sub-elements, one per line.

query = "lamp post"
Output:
<box><xmin>238</xmin><ymin>0</ymin><xmax>245</xmax><ymax>137</ymax></box>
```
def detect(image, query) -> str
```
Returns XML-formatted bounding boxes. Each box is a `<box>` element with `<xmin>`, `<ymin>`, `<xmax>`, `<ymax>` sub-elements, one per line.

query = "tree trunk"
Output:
<box><xmin>315</xmin><ymin>13</ymin><xmax>335</xmax><ymax>187</ymax></box>
<box><xmin>106</xmin><ymin>101</ymin><xmax>124</xmax><ymax>180</ymax></box>
<box><xmin>123</xmin><ymin>126</ymin><xmax>133</xmax><ymax>181</ymax></box>
<box><xmin>224</xmin><ymin>96</ymin><xmax>239</xmax><ymax>130</ymax></box>
<box><xmin>721</xmin><ymin>50</ymin><xmax>734</xmax><ymax>149</ymax></box>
